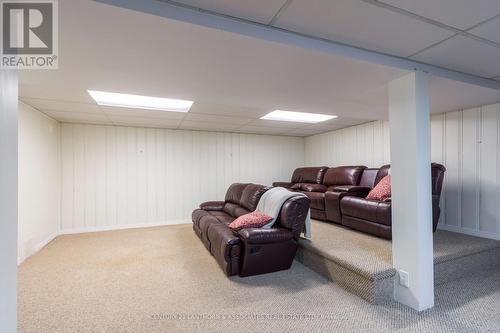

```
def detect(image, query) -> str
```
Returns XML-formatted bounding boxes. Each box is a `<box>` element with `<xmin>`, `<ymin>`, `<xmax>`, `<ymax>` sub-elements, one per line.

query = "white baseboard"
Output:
<box><xmin>59</xmin><ymin>220</ymin><xmax>191</xmax><ymax>235</ymax></box>
<box><xmin>438</xmin><ymin>224</ymin><xmax>500</xmax><ymax>241</ymax></box>
<box><xmin>17</xmin><ymin>232</ymin><xmax>59</xmax><ymax>265</ymax></box>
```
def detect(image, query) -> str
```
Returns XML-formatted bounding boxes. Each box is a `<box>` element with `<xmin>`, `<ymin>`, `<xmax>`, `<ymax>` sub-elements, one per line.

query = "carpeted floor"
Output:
<box><xmin>18</xmin><ymin>224</ymin><xmax>500</xmax><ymax>333</ymax></box>
<box><xmin>300</xmin><ymin>220</ymin><xmax>500</xmax><ymax>280</ymax></box>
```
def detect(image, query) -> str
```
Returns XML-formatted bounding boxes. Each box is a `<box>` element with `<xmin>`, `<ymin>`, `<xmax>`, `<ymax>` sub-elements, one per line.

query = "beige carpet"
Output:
<box><xmin>19</xmin><ymin>224</ymin><xmax>500</xmax><ymax>333</ymax></box>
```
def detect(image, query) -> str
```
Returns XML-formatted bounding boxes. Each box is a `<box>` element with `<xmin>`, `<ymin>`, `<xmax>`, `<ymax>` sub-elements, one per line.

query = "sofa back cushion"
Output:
<box><xmin>240</xmin><ymin>184</ymin><xmax>270</xmax><ymax>211</ymax></box>
<box><xmin>223</xmin><ymin>183</ymin><xmax>270</xmax><ymax>217</ymax></box>
<box><xmin>225</xmin><ymin>183</ymin><xmax>248</xmax><ymax>204</ymax></box>
<box><xmin>322</xmin><ymin>166</ymin><xmax>366</xmax><ymax>186</ymax></box>
<box><xmin>359</xmin><ymin>168</ymin><xmax>379</xmax><ymax>188</ymax></box>
<box><xmin>223</xmin><ymin>202</ymin><xmax>250</xmax><ymax>218</ymax></box>
<box><xmin>291</xmin><ymin>167</ymin><xmax>328</xmax><ymax>184</ymax></box>
<box><xmin>374</xmin><ymin>165</ymin><xmax>391</xmax><ymax>186</ymax></box>
<box><xmin>369</xmin><ymin>163</ymin><xmax>445</xmax><ymax>195</ymax></box>
<box><xmin>431</xmin><ymin>163</ymin><xmax>446</xmax><ymax>196</ymax></box>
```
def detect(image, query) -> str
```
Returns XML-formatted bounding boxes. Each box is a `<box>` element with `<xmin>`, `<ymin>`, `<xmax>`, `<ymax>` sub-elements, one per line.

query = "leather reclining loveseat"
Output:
<box><xmin>192</xmin><ymin>183</ymin><xmax>310</xmax><ymax>276</ymax></box>
<box><xmin>274</xmin><ymin>163</ymin><xmax>446</xmax><ymax>239</ymax></box>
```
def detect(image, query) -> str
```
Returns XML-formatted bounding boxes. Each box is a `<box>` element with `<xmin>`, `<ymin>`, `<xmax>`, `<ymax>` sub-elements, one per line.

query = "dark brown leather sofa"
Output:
<box><xmin>273</xmin><ymin>166</ymin><xmax>367</xmax><ymax>221</ymax></box>
<box><xmin>274</xmin><ymin>163</ymin><xmax>446</xmax><ymax>239</ymax></box>
<box><xmin>341</xmin><ymin>163</ymin><xmax>446</xmax><ymax>239</ymax></box>
<box><xmin>192</xmin><ymin>183</ymin><xmax>310</xmax><ymax>277</ymax></box>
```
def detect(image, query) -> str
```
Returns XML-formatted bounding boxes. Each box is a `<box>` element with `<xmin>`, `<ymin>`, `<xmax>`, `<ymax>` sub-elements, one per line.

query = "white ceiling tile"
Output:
<box><xmin>468</xmin><ymin>16</ymin><xmax>500</xmax><ymax>44</ymax></box>
<box><xmin>282</xmin><ymin>128</ymin><xmax>326</xmax><ymax>137</ymax></box>
<box><xmin>171</xmin><ymin>0</ymin><xmax>287</xmax><ymax>24</ymax></box>
<box><xmin>182</xmin><ymin>112</ymin><xmax>253</xmax><ymax>125</ymax></box>
<box><xmin>108</xmin><ymin>115</ymin><xmax>181</xmax><ymax>127</ymax></box>
<box><xmin>303</xmin><ymin>118</ymin><xmax>370</xmax><ymax>131</ymax></box>
<box><xmin>245</xmin><ymin>119</ymin><xmax>306</xmax><ymax>129</ymax></box>
<box><xmin>21</xmin><ymin>98</ymin><xmax>101</xmax><ymax>114</ymax></box>
<box><xmin>379</xmin><ymin>0</ymin><xmax>500</xmax><ymax>30</ymax></box>
<box><xmin>274</xmin><ymin>0</ymin><xmax>453</xmax><ymax>57</ymax></box>
<box><xmin>236</xmin><ymin>125</ymin><xmax>290</xmax><ymax>135</ymax></box>
<box><xmin>411</xmin><ymin>35</ymin><xmax>500</xmax><ymax>78</ymax></box>
<box><xmin>189</xmin><ymin>103</ymin><xmax>268</xmax><ymax>118</ymax></box>
<box><xmin>42</xmin><ymin>110</ymin><xmax>111</xmax><ymax>123</ymax></box>
<box><xmin>179</xmin><ymin>120</ymin><xmax>240</xmax><ymax>132</ymax></box>
<box><xmin>111</xmin><ymin>122</ymin><xmax>179</xmax><ymax>129</ymax></box>
<box><xmin>100</xmin><ymin>106</ymin><xmax>186</xmax><ymax>120</ymax></box>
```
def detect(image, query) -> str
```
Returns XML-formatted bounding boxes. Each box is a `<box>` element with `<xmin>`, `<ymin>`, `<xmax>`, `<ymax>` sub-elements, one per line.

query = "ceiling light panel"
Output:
<box><xmin>260</xmin><ymin>110</ymin><xmax>337</xmax><ymax>123</ymax></box>
<box><xmin>88</xmin><ymin>90</ymin><xmax>193</xmax><ymax>112</ymax></box>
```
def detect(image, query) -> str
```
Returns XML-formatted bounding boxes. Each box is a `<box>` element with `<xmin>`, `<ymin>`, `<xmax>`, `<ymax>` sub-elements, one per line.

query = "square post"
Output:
<box><xmin>389</xmin><ymin>71</ymin><xmax>434</xmax><ymax>311</ymax></box>
<box><xmin>0</xmin><ymin>69</ymin><xmax>18</xmax><ymax>332</ymax></box>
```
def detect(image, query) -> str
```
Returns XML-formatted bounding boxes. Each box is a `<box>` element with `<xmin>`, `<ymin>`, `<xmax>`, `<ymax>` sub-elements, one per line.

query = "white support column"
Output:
<box><xmin>389</xmin><ymin>71</ymin><xmax>434</xmax><ymax>311</ymax></box>
<box><xmin>0</xmin><ymin>69</ymin><xmax>18</xmax><ymax>333</ymax></box>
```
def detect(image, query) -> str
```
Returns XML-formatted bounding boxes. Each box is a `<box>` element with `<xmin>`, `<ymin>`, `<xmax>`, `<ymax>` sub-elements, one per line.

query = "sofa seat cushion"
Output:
<box><xmin>340</xmin><ymin>196</ymin><xmax>391</xmax><ymax>226</ymax></box>
<box><xmin>291</xmin><ymin>183</ymin><xmax>327</xmax><ymax>192</ymax></box>
<box><xmin>194</xmin><ymin>209</ymin><xmax>234</xmax><ymax>226</ymax></box>
<box><xmin>301</xmin><ymin>191</ymin><xmax>325</xmax><ymax>210</ymax></box>
<box><xmin>223</xmin><ymin>202</ymin><xmax>250</xmax><ymax>218</ymax></box>
<box><xmin>328</xmin><ymin>185</ymin><xmax>371</xmax><ymax>193</ymax></box>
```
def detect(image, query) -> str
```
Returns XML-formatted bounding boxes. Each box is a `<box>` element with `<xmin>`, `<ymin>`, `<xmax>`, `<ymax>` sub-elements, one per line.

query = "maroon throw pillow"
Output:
<box><xmin>229</xmin><ymin>211</ymin><xmax>273</xmax><ymax>231</ymax></box>
<box><xmin>366</xmin><ymin>175</ymin><xmax>391</xmax><ymax>201</ymax></box>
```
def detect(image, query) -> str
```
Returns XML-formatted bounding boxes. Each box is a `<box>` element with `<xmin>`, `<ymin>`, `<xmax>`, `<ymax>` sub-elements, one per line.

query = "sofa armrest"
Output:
<box><xmin>292</xmin><ymin>183</ymin><xmax>327</xmax><ymax>193</ymax></box>
<box><xmin>329</xmin><ymin>185</ymin><xmax>371</xmax><ymax>194</ymax></box>
<box><xmin>199</xmin><ymin>201</ymin><xmax>225</xmax><ymax>211</ymax></box>
<box><xmin>238</xmin><ymin>228</ymin><xmax>294</xmax><ymax>244</ymax></box>
<box><xmin>273</xmin><ymin>182</ymin><xmax>294</xmax><ymax>188</ymax></box>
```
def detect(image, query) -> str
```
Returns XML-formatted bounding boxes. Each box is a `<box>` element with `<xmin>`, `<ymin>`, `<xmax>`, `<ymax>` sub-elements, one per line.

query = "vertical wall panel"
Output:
<box><xmin>480</xmin><ymin>105</ymin><xmax>499</xmax><ymax>234</ymax></box>
<box><xmin>461</xmin><ymin>108</ymin><xmax>480</xmax><ymax>229</ymax></box>
<box><xmin>444</xmin><ymin>111</ymin><xmax>461</xmax><ymax>228</ymax></box>
<box><xmin>61</xmin><ymin>125</ymin><xmax>74</xmax><ymax>230</ymax></box>
<box><xmin>61</xmin><ymin>124</ymin><xmax>305</xmax><ymax>232</ymax></box>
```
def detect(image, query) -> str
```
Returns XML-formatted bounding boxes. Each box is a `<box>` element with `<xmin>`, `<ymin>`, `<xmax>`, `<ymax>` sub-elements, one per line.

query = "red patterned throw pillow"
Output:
<box><xmin>366</xmin><ymin>175</ymin><xmax>391</xmax><ymax>201</ymax></box>
<box><xmin>229</xmin><ymin>211</ymin><xmax>273</xmax><ymax>231</ymax></box>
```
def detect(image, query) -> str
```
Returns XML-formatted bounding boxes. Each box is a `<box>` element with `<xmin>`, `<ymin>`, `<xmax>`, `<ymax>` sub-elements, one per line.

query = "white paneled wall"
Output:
<box><xmin>18</xmin><ymin>102</ymin><xmax>60</xmax><ymax>263</ymax></box>
<box><xmin>305</xmin><ymin>104</ymin><xmax>500</xmax><ymax>240</ymax></box>
<box><xmin>61</xmin><ymin>124</ymin><xmax>305</xmax><ymax>232</ymax></box>
<box><xmin>434</xmin><ymin>104</ymin><xmax>500</xmax><ymax>239</ymax></box>
<box><xmin>305</xmin><ymin>121</ymin><xmax>390</xmax><ymax>167</ymax></box>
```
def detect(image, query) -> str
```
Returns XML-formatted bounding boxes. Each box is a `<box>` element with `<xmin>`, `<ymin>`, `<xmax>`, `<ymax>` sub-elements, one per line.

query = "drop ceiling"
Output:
<box><xmin>19</xmin><ymin>0</ymin><xmax>500</xmax><ymax>137</ymax></box>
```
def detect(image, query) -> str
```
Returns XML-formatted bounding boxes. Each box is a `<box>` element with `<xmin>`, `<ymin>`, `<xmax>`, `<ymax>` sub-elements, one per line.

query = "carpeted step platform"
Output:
<box><xmin>297</xmin><ymin>220</ymin><xmax>500</xmax><ymax>304</ymax></box>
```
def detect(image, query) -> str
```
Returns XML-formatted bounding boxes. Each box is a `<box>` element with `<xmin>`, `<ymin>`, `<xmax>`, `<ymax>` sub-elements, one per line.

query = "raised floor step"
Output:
<box><xmin>297</xmin><ymin>220</ymin><xmax>500</xmax><ymax>304</ymax></box>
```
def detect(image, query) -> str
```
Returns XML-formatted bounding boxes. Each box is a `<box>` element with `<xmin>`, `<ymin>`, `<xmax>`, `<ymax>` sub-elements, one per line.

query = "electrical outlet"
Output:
<box><xmin>399</xmin><ymin>270</ymin><xmax>410</xmax><ymax>288</ymax></box>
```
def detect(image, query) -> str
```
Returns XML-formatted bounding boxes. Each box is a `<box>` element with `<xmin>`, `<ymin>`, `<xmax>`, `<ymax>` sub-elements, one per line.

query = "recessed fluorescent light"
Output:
<box><xmin>260</xmin><ymin>110</ymin><xmax>337</xmax><ymax>123</ymax></box>
<box><xmin>87</xmin><ymin>90</ymin><xmax>193</xmax><ymax>112</ymax></box>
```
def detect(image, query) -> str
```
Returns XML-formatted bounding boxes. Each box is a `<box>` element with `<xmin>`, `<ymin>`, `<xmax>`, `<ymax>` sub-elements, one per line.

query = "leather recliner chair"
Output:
<box><xmin>192</xmin><ymin>183</ymin><xmax>310</xmax><ymax>277</ymax></box>
<box><xmin>272</xmin><ymin>166</ymin><xmax>328</xmax><ymax>190</ymax></box>
<box><xmin>340</xmin><ymin>163</ymin><xmax>446</xmax><ymax>239</ymax></box>
<box><xmin>274</xmin><ymin>166</ymin><xmax>367</xmax><ymax>221</ymax></box>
